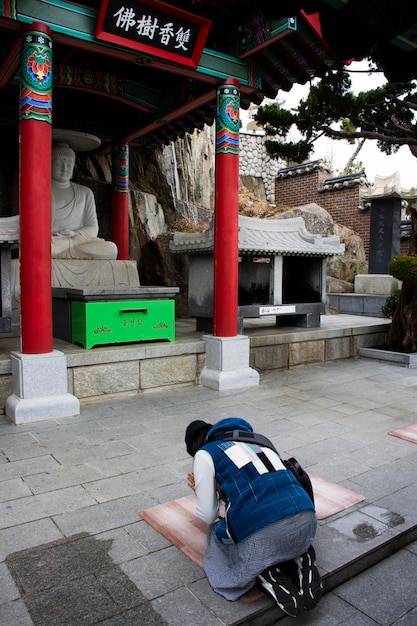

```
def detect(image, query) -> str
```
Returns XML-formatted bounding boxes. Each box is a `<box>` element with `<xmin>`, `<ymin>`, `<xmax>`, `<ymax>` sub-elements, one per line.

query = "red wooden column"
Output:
<box><xmin>213</xmin><ymin>79</ymin><xmax>240</xmax><ymax>337</ymax></box>
<box><xmin>19</xmin><ymin>22</ymin><xmax>53</xmax><ymax>354</ymax></box>
<box><xmin>111</xmin><ymin>144</ymin><xmax>130</xmax><ymax>260</ymax></box>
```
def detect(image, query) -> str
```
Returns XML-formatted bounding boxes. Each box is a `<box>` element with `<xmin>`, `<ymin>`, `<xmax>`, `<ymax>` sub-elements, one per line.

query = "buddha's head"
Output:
<box><xmin>52</xmin><ymin>143</ymin><xmax>76</xmax><ymax>185</ymax></box>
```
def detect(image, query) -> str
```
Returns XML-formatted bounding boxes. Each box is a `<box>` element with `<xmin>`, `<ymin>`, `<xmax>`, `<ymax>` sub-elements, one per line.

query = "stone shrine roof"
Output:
<box><xmin>170</xmin><ymin>215</ymin><xmax>345</xmax><ymax>256</ymax></box>
<box><xmin>360</xmin><ymin>172</ymin><xmax>417</xmax><ymax>199</ymax></box>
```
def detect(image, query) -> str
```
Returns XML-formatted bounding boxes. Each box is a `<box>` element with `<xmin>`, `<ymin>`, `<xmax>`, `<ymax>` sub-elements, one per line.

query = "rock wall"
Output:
<box><xmin>72</xmin><ymin>129</ymin><xmax>215</xmax><ymax>314</ymax></box>
<box><xmin>160</xmin><ymin>125</ymin><xmax>215</xmax><ymax>211</ymax></box>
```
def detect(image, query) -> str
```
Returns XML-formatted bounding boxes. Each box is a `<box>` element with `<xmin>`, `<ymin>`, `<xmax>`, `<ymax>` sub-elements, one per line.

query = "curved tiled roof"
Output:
<box><xmin>320</xmin><ymin>172</ymin><xmax>369</xmax><ymax>192</ymax></box>
<box><xmin>360</xmin><ymin>172</ymin><xmax>417</xmax><ymax>200</ymax></box>
<box><xmin>170</xmin><ymin>215</ymin><xmax>344</xmax><ymax>256</ymax></box>
<box><xmin>276</xmin><ymin>160</ymin><xmax>330</xmax><ymax>179</ymax></box>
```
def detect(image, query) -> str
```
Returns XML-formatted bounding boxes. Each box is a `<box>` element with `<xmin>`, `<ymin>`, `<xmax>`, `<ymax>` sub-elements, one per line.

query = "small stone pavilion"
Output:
<box><xmin>171</xmin><ymin>214</ymin><xmax>345</xmax><ymax>333</ymax></box>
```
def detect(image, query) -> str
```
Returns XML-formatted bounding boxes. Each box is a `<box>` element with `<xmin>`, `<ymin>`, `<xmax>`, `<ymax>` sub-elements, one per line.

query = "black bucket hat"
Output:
<box><xmin>185</xmin><ymin>420</ymin><xmax>212</xmax><ymax>456</ymax></box>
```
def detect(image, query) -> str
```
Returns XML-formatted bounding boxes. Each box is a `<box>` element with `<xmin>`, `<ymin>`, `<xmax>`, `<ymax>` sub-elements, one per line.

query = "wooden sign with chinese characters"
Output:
<box><xmin>95</xmin><ymin>0</ymin><xmax>211</xmax><ymax>67</ymax></box>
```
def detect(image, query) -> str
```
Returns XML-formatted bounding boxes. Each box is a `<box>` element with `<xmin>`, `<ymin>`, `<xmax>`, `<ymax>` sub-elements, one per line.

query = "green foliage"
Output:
<box><xmin>381</xmin><ymin>289</ymin><xmax>401</xmax><ymax>318</ymax></box>
<box><xmin>254</xmin><ymin>104</ymin><xmax>297</xmax><ymax>136</ymax></box>
<box><xmin>264</xmin><ymin>139</ymin><xmax>312</xmax><ymax>163</ymax></box>
<box><xmin>345</xmin><ymin>161</ymin><xmax>365</xmax><ymax>175</ymax></box>
<box><xmin>388</xmin><ymin>255</ymin><xmax>417</xmax><ymax>284</ymax></box>
<box><xmin>340</xmin><ymin>118</ymin><xmax>358</xmax><ymax>144</ymax></box>
<box><xmin>253</xmin><ymin>68</ymin><xmax>417</xmax><ymax>164</ymax></box>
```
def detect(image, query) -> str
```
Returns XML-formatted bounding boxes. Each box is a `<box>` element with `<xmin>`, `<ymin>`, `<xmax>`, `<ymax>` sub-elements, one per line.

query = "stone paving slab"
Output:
<box><xmin>329</xmin><ymin>547</ymin><xmax>417</xmax><ymax>626</ymax></box>
<box><xmin>0</xmin><ymin>519</ymin><xmax>64</xmax><ymax>562</ymax></box>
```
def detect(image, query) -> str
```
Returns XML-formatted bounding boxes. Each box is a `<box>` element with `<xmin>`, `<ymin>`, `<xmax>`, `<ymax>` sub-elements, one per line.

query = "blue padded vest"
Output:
<box><xmin>202</xmin><ymin>418</ymin><xmax>315</xmax><ymax>544</ymax></box>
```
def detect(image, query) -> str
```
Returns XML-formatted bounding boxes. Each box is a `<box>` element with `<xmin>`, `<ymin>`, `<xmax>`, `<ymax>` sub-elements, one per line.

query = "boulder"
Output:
<box><xmin>326</xmin><ymin>276</ymin><xmax>355</xmax><ymax>294</ymax></box>
<box><xmin>278</xmin><ymin>203</ymin><xmax>335</xmax><ymax>236</ymax></box>
<box><xmin>327</xmin><ymin>224</ymin><xmax>368</xmax><ymax>284</ymax></box>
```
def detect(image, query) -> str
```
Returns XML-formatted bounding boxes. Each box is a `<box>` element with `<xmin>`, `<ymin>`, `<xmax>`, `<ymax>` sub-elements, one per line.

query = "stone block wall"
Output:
<box><xmin>239</xmin><ymin>132</ymin><xmax>283</xmax><ymax>202</ymax></box>
<box><xmin>249</xmin><ymin>325</ymin><xmax>389</xmax><ymax>373</ymax></box>
<box><xmin>0</xmin><ymin>320</ymin><xmax>389</xmax><ymax>412</ymax></box>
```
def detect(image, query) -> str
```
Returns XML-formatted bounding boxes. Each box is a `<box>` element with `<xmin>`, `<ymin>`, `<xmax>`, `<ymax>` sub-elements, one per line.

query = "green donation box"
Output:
<box><xmin>71</xmin><ymin>299</ymin><xmax>175</xmax><ymax>349</ymax></box>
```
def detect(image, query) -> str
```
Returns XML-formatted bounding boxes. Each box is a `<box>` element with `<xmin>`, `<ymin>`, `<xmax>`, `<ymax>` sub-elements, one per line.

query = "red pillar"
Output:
<box><xmin>213</xmin><ymin>79</ymin><xmax>240</xmax><ymax>337</ymax></box>
<box><xmin>111</xmin><ymin>144</ymin><xmax>129</xmax><ymax>260</ymax></box>
<box><xmin>19</xmin><ymin>23</ymin><xmax>53</xmax><ymax>354</ymax></box>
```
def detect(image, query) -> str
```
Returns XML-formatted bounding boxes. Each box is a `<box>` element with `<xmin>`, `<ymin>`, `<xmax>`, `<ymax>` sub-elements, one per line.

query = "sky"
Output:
<box><xmin>242</xmin><ymin>61</ymin><xmax>417</xmax><ymax>190</ymax></box>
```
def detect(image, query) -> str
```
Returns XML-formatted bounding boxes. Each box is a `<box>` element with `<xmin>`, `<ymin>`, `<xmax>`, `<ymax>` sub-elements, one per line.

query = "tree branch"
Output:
<box><xmin>320</xmin><ymin>126</ymin><xmax>417</xmax><ymax>146</ymax></box>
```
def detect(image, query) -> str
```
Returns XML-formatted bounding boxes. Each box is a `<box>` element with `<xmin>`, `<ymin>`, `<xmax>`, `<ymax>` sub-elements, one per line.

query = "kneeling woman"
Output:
<box><xmin>185</xmin><ymin>417</ymin><xmax>320</xmax><ymax>615</ymax></box>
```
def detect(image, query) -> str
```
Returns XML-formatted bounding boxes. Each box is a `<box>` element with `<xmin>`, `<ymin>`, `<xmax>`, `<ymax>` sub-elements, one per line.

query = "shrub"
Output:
<box><xmin>381</xmin><ymin>289</ymin><xmax>401</xmax><ymax>318</ymax></box>
<box><xmin>387</xmin><ymin>255</ymin><xmax>417</xmax><ymax>284</ymax></box>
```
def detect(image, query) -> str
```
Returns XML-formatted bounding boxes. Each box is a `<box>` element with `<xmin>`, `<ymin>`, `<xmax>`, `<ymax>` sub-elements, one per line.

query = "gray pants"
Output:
<box><xmin>202</xmin><ymin>510</ymin><xmax>317</xmax><ymax>601</ymax></box>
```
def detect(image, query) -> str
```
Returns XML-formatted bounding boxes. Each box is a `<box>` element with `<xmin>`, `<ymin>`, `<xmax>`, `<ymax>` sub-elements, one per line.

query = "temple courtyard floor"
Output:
<box><xmin>0</xmin><ymin>313</ymin><xmax>416</xmax><ymax>624</ymax></box>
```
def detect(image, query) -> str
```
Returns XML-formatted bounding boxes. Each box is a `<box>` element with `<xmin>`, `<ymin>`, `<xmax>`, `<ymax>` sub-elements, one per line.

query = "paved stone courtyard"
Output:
<box><xmin>1</xmin><ymin>356</ymin><xmax>417</xmax><ymax>624</ymax></box>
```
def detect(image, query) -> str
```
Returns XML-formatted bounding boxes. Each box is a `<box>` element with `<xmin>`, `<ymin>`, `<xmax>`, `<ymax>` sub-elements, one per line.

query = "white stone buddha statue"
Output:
<box><xmin>0</xmin><ymin>143</ymin><xmax>118</xmax><ymax>261</ymax></box>
<box><xmin>51</xmin><ymin>143</ymin><xmax>117</xmax><ymax>260</ymax></box>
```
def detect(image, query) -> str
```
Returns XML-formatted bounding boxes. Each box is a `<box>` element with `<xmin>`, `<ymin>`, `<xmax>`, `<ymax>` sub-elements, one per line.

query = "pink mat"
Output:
<box><xmin>139</xmin><ymin>497</ymin><xmax>264</xmax><ymax>602</ymax></box>
<box><xmin>388</xmin><ymin>424</ymin><xmax>417</xmax><ymax>444</ymax></box>
<box><xmin>309</xmin><ymin>473</ymin><xmax>365</xmax><ymax>520</ymax></box>
<box><xmin>140</xmin><ymin>475</ymin><xmax>365</xmax><ymax>568</ymax></box>
<box><xmin>141</xmin><ymin>495</ymin><xmax>209</xmax><ymax>567</ymax></box>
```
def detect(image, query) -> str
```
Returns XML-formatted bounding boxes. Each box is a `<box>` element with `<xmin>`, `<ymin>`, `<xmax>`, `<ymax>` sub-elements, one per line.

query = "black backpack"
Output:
<box><xmin>207</xmin><ymin>429</ymin><xmax>314</xmax><ymax>504</ymax></box>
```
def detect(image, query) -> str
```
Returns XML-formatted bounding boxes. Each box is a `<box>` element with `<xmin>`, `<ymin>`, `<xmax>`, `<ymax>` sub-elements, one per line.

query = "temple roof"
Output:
<box><xmin>0</xmin><ymin>1</ymin><xmax>341</xmax><ymax>150</ymax></box>
<box><xmin>2</xmin><ymin>1</ymin><xmax>417</xmax><ymax>150</ymax></box>
<box><xmin>170</xmin><ymin>215</ymin><xmax>345</xmax><ymax>256</ymax></box>
<box><xmin>320</xmin><ymin>172</ymin><xmax>369</xmax><ymax>192</ymax></box>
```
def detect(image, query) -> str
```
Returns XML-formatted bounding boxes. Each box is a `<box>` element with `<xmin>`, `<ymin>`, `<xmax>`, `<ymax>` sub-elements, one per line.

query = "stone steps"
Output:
<box><xmin>253</xmin><ymin>522</ymin><xmax>417</xmax><ymax>625</ymax></box>
<box><xmin>327</xmin><ymin>293</ymin><xmax>387</xmax><ymax>317</ymax></box>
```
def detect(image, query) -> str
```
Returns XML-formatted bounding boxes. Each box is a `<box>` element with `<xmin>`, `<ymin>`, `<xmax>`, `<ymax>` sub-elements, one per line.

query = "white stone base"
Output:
<box><xmin>11</xmin><ymin>258</ymin><xmax>140</xmax><ymax>324</ymax></box>
<box><xmin>354</xmin><ymin>274</ymin><xmax>401</xmax><ymax>295</ymax></box>
<box><xmin>6</xmin><ymin>350</ymin><xmax>80</xmax><ymax>424</ymax></box>
<box><xmin>200</xmin><ymin>335</ymin><xmax>260</xmax><ymax>391</ymax></box>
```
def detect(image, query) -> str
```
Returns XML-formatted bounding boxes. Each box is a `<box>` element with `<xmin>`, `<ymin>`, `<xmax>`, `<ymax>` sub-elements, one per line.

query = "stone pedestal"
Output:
<box><xmin>5</xmin><ymin>350</ymin><xmax>80</xmax><ymax>424</ymax></box>
<box><xmin>200</xmin><ymin>335</ymin><xmax>259</xmax><ymax>391</ymax></box>
<box><xmin>354</xmin><ymin>274</ymin><xmax>401</xmax><ymax>295</ymax></box>
<box><xmin>11</xmin><ymin>258</ymin><xmax>141</xmax><ymax>328</ymax></box>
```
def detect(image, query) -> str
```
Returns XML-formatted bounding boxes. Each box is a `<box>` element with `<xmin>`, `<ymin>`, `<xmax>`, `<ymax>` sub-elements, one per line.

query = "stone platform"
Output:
<box><xmin>0</xmin><ymin>314</ymin><xmax>389</xmax><ymax>411</ymax></box>
<box><xmin>327</xmin><ymin>292</ymin><xmax>387</xmax><ymax>317</ymax></box>
<box><xmin>327</xmin><ymin>273</ymin><xmax>401</xmax><ymax>318</ymax></box>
